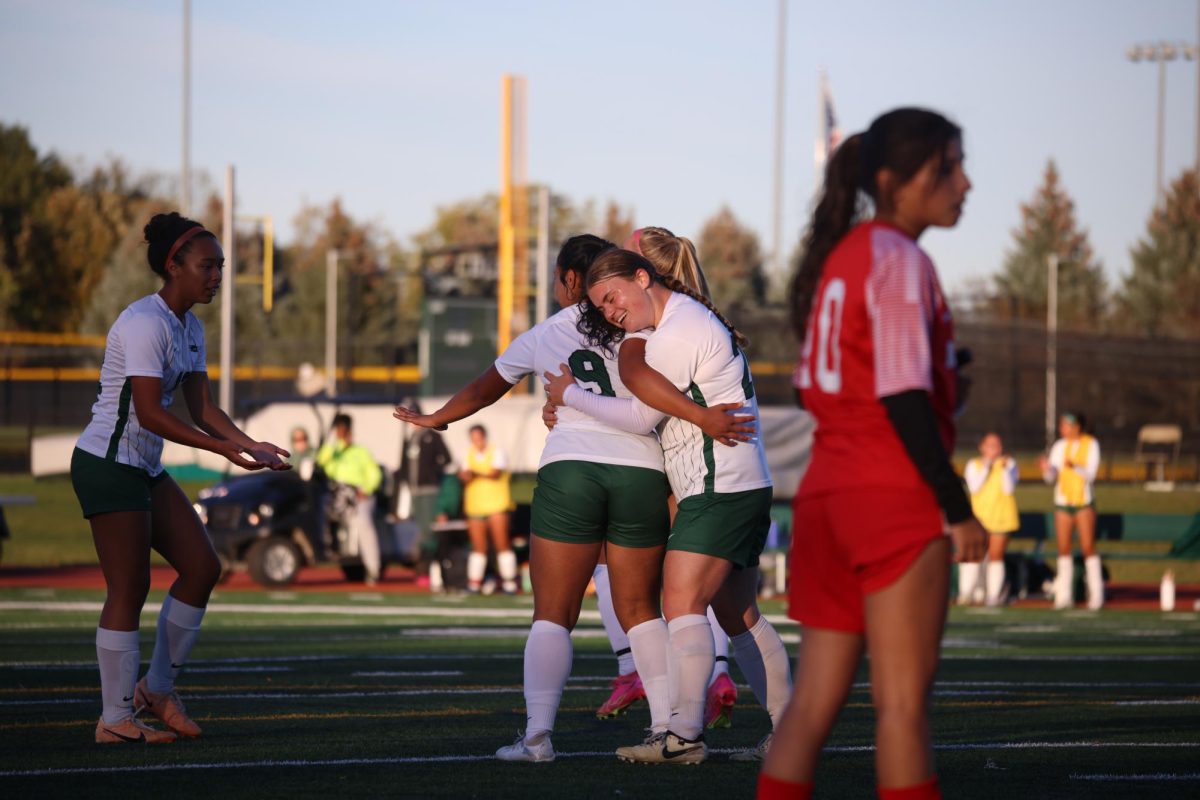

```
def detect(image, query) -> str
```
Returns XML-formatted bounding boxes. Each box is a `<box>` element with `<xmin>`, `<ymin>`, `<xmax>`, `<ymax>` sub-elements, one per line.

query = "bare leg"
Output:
<box><xmin>150</xmin><ymin>476</ymin><xmax>221</xmax><ymax>605</ymax></box>
<box><xmin>1076</xmin><ymin>507</ymin><xmax>1097</xmax><ymax>557</ymax></box>
<box><xmin>529</xmin><ymin>536</ymin><xmax>601</xmax><ymax>628</ymax></box>
<box><xmin>92</xmin><ymin>511</ymin><xmax>153</xmax><ymax>631</ymax></box>
<box><xmin>1054</xmin><ymin>509</ymin><xmax>1075</xmax><ymax>557</ymax></box>
<box><xmin>604</xmin><ymin>542</ymin><xmax>665</xmax><ymax>630</ymax></box>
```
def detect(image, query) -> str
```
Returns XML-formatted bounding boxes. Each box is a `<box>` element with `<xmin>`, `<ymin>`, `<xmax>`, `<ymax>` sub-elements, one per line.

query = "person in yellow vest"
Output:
<box><xmin>960</xmin><ymin>432</ymin><xmax>1020</xmax><ymax>606</ymax></box>
<box><xmin>459</xmin><ymin>424</ymin><xmax>518</xmax><ymax>594</ymax></box>
<box><xmin>1039</xmin><ymin>412</ymin><xmax>1102</xmax><ymax>610</ymax></box>
<box><xmin>317</xmin><ymin>414</ymin><xmax>383</xmax><ymax>585</ymax></box>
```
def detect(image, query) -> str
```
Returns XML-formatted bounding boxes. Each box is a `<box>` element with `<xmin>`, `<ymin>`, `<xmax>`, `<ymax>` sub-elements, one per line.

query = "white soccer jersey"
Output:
<box><xmin>76</xmin><ymin>293</ymin><xmax>207</xmax><ymax>475</ymax></box>
<box><xmin>493</xmin><ymin>305</ymin><xmax>664</xmax><ymax>472</ymax></box>
<box><xmin>642</xmin><ymin>292</ymin><xmax>772</xmax><ymax>500</ymax></box>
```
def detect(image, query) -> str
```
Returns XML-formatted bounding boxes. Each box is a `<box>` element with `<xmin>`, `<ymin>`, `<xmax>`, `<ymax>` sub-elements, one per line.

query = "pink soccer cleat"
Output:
<box><xmin>704</xmin><ymin>672</ymin><xmax>737</xmax><ymax>729</ymax></box>
<box><xmin>596</xmin><ymin>671</ymin><xmax>645</xmax><ymax>720</ymax></box>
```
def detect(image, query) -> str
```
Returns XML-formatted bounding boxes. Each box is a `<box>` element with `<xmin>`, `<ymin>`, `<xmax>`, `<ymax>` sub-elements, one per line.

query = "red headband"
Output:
<box><xmin>627</xmin><ymin>228</ymin><xmax>644</xmax><ymax>254</ymax></box>
<box><xmin>164</xmin><ymin>226</ymin><xmax>206</xmax><ymax>270</ymax></box>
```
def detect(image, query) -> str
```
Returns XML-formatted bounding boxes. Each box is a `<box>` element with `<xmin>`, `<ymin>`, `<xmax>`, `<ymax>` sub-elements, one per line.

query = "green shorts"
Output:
<box><xmin>669</xmin><ymin>487</ymin><xmax>773</xmax><ymax>568</ymax></box>
<box><xmin>531</xmin><ymin>460</ymin><xmax>670</xmax><ymax>548</ymax></box>
<box><xmin>70</xmin><ymin>447</ymin><xmax>168</xmax><ymax>518</ymax></box>
<box><xmin>1055</xmin><ymin>503</ymin><xmax>1095</xmax><ymax>514</ymax></box>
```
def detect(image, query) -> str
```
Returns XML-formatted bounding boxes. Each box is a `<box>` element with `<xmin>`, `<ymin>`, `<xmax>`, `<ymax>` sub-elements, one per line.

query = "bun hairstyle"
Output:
<box><xmin>144</xmin><ymin>211</ymin><xmax>216</xmax><ymax>278</ymax></box>
<box><xmin>576</xmin><ymin>247</ymin><xmax>748</xmax><ymax>356</ymax></box>
<box><xmin>556</xmin><ymin>233</ymin><xmax>616</xmax><ymax>290</ymax></box>
<box><xmin>789</xmin><ymin>107</ymin><xmax>962</xmax><ymax>341</ymax></box>
<box><xmin>632</xmin><ymin>227</ymin><xmax>712</xmax><ymax>299</ymax></box>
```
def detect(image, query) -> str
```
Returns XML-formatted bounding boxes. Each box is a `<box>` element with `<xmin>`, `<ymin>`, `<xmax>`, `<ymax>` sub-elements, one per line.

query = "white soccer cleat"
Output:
<box><xmin>616</xmin><ymin>729</ymin><xmax>706</xmax><ymax>765</ymax></box>
<box><xmin>495</xmin><ymin>731</ymin><xmax>555</xmax><ymax>763</ymax></box>
<box><xmin>729</xmin><ymin>731</ymin><xmax>773</xmax><ymax>762</ymax></box>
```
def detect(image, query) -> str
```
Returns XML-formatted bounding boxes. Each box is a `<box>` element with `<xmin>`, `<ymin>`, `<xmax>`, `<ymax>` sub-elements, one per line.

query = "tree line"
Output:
<box><xmin>2</xmin><ymin>122</ymin><xmax>1198</xmax><ymax>366</ymax></box>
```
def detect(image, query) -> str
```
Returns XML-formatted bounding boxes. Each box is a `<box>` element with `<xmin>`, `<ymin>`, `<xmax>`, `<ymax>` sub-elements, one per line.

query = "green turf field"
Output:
<box><xmin>0</xmin><ymin>589</ymin><xmax>1196</xmax><ymax>799</ymax></box>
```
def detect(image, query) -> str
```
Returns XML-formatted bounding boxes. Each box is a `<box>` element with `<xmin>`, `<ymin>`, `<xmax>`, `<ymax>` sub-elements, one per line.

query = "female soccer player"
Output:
<box><xmin>393</xmin><ymin>235</ymin><xmax>748</xmax><ymax>762</ymax></box>
<box><xmin>548</xmin><ymin>247</ymin><xmax>791</xmax><ymax>765</ymax></box>
<box><xmin>1039</xmin><ymin>412</ymin><xmax>1102</xmax><ymax>609</ymax></box>
<box><xmin>961</xmin><ymin>432</ymin><xmax>1019</xmax><ymax>606</ymax></box>
<box><xmin>756</xmin><ymin>108</ymin><xmax>987</xmax><ymax>799</ymax></box>
<box><xmin>591</xmin><ymin>226</ymin><xmax>738</xmax><ymax>730</ymax></box>
<box><xmin>71</xmin><ymin>212</ymin><xmax>289</xmax><ymax>744</ymax></box>
<box><xmin>460</xmin><ymin>423</ymin><xmax>518</xmax><ymax>594</ymax></box>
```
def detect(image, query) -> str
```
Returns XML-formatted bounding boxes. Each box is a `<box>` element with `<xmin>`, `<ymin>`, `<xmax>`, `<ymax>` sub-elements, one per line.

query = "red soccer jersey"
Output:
<box><xmin>794</xmin><ymin>221</ymin><xmax>958</xmax><ymax>497</ymax></box>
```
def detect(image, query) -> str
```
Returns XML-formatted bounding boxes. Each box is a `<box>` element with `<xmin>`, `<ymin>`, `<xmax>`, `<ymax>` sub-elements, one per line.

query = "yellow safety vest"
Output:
<box><xmin>463</xmin><ymin>446</ymin><xmax>511</xmax><ymax>517</ymax></box>
<box><xmin>1058</xmin><ymin>435</ymin><xmax>1094</xmax><ymax>507</ymax></box>
<box><xmin>969</xmin><ymin>457</ymin><xmax>1019</xmax><ymax>535</ymax></box>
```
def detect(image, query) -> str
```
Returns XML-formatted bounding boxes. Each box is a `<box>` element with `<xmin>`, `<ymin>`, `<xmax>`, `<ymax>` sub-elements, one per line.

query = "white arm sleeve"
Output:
<box><xmin>964</xmin><ymin>459</ymin><xmax>988</xmax><ymax>494</ymax></box>
<box><xmin>1002</xmin><ymin>457</ymin><xmax>1019</xmax><ymax>494</ymax></box>
<box><xmin>563</xmin><ymin>385</ymin><xmax>666</xmax><ymax>435</ymax></box>
<box><xmin>1076</xmin><ymin>439</ymin><xmax>1100</xmax><ymax>483</ymax></box>
<box><xmin>1042</xmin><ymin>441</ymin><xmax>1063</xmax><ymax>485</ymax></box>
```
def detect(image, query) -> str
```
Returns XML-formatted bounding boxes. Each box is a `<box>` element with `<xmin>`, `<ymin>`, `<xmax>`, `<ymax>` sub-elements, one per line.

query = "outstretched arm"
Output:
<box><xmin>182</xmin><ymin>372</ymin><xmax>290</xmax><ymax>470</ymax></box>
<box><xmin>393</xmin><ymin>366</ymin><xmax>514</xmax><ymax>430</ymax></box>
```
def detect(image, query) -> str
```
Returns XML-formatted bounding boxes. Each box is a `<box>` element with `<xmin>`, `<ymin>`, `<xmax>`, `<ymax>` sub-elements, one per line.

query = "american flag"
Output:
<box><xmin>814</xmin><ymin>69</ymin><xmax>842</xmax><ymax>178</ymax></box>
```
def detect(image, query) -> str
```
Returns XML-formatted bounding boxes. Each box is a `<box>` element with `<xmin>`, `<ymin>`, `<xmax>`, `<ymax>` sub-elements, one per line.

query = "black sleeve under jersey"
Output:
<box><xmin>880</xmin><ymin>389</ymin><xmax>973</xmax><ymax>525</ymax></box>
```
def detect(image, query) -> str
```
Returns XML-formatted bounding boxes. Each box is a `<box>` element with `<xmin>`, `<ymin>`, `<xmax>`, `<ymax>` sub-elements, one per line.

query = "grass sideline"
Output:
<box><xmin>0</xmin><ymin>588</ymin><xmax>1197</xmax><ymax>799</ymax></box>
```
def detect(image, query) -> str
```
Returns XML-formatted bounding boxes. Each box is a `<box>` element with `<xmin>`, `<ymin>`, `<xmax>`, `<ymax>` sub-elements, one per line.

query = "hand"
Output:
<box><xmin>1037</xmin><ymin>455</ymin><xmax>1050</xmax><ymax>472</ymax></box>
<box><xmin>695</xmin><ymin>403</ymin><xmax>757</xmax><ymax>447</ymax></box>
<box><xmin>948</xmin><ymin>517</ymin><xmax>988</xmax><ymax>563</ymax></box>
<box><xmin>393</xmin><ymin>404</ymin><xmax>446</xmax><ymax>431</ymax></box>
<box><xmin>541</xmin><ymin>363</ymin><xmax>576</xmax><ymax>406</ymax></box>
<box><xmin>458</xmin><ymin>469</ymin><xmax>473</xmax><ymax>484</ymax></box>
<box><xmin>542</xmin><ymin>399</ymin><xmax>558</xmax><ymax>431</ymax></box>
<box><xmin>217</xmin><ymin>439</ymin><xmax>268</xmax><ymax>471</ymax></box>
<box><xmin>249</xmin><ymin>441</ymin><xmax>292</xmax><ymax>471</ymax></box>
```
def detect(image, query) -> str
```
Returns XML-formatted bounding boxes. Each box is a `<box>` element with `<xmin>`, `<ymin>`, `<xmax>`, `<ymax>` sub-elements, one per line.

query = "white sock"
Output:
<box><xmin>627</xmin><ymin>617</ymin><xmax>671</xmax><ymax>732</ymax></box>
<box><xmin>957</xmin><ymin>561</ymin><xmax>981</xmax><ymax>603</ymax></box>
<box><xmin>667</xmin><ymin>614</ymin><xmax>713</xmax><ymax>740</ymax></box>
<box><xmin>985</xmin><ymin>559</ymin><xmax>1006</xmax><ymax>606</ymax></box>
<box><xmin>707</xmin><ymin>606</ymin><xmax>729</xmax><ymax>684</ymax></box>
<box><xmin>1055</xmin><ymin>555</ymin><xmax>1074</xmax><ymax>608</ymax></box>
<box><xmin>1085</xmin><ymin>555</ymin><xmax>1104</xmax><ymax>610</ymax></box>
<box><xmin>523</xmin><ymin>619</ymin><xmax>572</xmax><ymax>743</ymax></box>
<box><xmin>497</xmin><ymin>550</ymin><xmax>518</xmax><ymax>581</ymax></box>
<box><xmin>467</xmin><ymin>551</ymin><xmax>487</xmax><ymax>586</ymax></box>
<box><xmin>593</xmin><ymin>565</ymin><xmax>636</xmax><ymax>675</ymax></box>
<box><xmin>429</xmin><ymin>560</ymin><xmax>444</xmax><ymax>592</ymax></box>
<box><xmin>145</xmin><ymin>595</ymin><xmax>206</xmax><ymax>694</ymax></box>
<box><xmin>96</xmin><ymin>627</ymin><xmax>139</xmax><ymax>725</ymax></box>
<box><xmin>730</xmin><ymin>615</ymin><xmax>792</xmax><ymax>729</ymax></box>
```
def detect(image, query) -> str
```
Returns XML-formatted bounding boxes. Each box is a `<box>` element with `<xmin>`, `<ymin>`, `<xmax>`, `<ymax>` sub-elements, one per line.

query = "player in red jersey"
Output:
<box><xmin>758</xmin><ymin>108</ymin><xmax>987</xmax><ymax>800</ymax></box>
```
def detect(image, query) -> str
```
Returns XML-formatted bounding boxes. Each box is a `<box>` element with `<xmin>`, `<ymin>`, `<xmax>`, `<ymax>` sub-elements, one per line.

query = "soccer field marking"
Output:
<box><xmin>0</xmin><ymin>685</ymin><xmax>606</xmax><ymax>706</ymax></box>
<box><xmin>0</xmin><ymin>707</ymin><xmax>493</xmax><ymax>732</ymax></box>
<box><xmin>351</xmin><ymin>671</ymin><xmax>464</xmax><ymax>677</ymax></box>
<box><xmin>1069</xmin><ymin>773</ymin><xmax>1200</xmax><ymax>782</ymax></box>
<box><xmin>2</xmin><ymin>741</ymin><xmax>1198</xmax><ymax>778</ymax></box>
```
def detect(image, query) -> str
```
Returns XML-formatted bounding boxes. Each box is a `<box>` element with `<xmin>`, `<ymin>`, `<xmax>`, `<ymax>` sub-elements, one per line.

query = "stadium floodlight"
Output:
<box><xmin>1127</xmin><ymin>40</ymin><xmax>1195</xmax><ymax>198</ymax></box>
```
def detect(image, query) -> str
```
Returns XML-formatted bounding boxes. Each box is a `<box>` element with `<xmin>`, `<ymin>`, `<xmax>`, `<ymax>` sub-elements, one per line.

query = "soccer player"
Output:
<box><xmin>757</xmin><ymin>108</ymin><xmax>988</xmax><ymax>799</ymax></box>
<box><xmin>459</xmin><ymin>424</ymin><xmax>518</xmax><ymax>594</ymax></box>
<box><xmin>549</xmin><ymin>247</ymin><xmax>791</xmax><ymax>765</ymax></box>
<box><xmin>961</xmin><ymin>432</ymin><xmax>1019</xmax><ymax>606</ymax></box>
<box><xmin>1039</xmin><ymin>413</ymin><xmax>1102</xmax><ymax>609</ymax></box>
<box><xmin>71</xmin><ymin>212</ymin><xmax>290</xmax><ymax>744</ymax></box>
<box><xmin>393</xmin><ymin>235</ymin><xmax>749</xmax><ymax>762</ymax></box>
<box><xmin>591</xmin><ymin>226</ymin><xmax>737</xmax><ymax>729</ymax></box>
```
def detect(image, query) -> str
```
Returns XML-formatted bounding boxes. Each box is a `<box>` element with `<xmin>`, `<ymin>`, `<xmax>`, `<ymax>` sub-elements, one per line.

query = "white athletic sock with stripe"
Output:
<box><xmin>145</xmin><ymin>594</ymin><xmax>206</xmax><ymax>694</ymax></box>
<box><xmin>957</xmin><ymin>561</ymin><xmax>982</xmax><ymax>603</ymax></box>
<box><xmin>985</xmin><ymin>559</ymin><xmax>1006</xmax><ymax>606</ymax></box>
<box><xmin>593</xmin><ymin>565</ymin><xmax>636</xmax><ymax>675</ymax></box>
<box><xmin>96</xmin><ymin>627</ymin><xmax>139</xmax><ymax>725</ymax></box>
<box><xmin>730</xmin><ymin>615</ymin><xmax>792</xmax><ymax>729</ymax></box>
<box><xmin>706</xmin><ymin>605</ymin><xmax>729</xmax><ymax>685</ymax></box>
<box><xmin>627</xmin><ymin>617</ymin><xmax>671</xmax><ymax>732</ymax></box>
<box><xmin>523</xmin><ymin>619</ymin><xmax>572</xmax><ymax>743</ymax></box>
<box><xmin>667</xmin><ymin>614</ymin><xmax>713</xmax><ymax>741</ymax></box>
<box><xmin>467</xmin><ymin>552</ymin><xmax>487</xmax><ymax>587</ymax></box>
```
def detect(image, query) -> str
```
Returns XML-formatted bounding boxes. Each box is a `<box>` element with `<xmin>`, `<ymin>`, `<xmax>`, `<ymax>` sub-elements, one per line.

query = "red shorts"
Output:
<box><xmin>788</xmin><ymin>487</ymin><xmax>945</xmax><ymax>633</ymax></box>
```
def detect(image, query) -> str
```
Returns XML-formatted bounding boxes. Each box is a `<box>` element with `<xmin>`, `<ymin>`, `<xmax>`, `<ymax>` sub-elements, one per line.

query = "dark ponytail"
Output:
<box><xmin>790</xmin><ymin>107</ymin><xmax>962</xmax><ymax>343</ymax></box>
<box><xmin>144</xmin><ymin>211</ymin><xmax>215</xmax><ymax>278</ymax></box>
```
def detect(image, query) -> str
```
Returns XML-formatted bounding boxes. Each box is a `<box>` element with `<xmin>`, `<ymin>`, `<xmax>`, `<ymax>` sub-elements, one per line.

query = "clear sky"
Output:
<box><xmin>1</xmin><ymin>0</ymin><xmax>1196</xmax><ymax>294</ymax></box>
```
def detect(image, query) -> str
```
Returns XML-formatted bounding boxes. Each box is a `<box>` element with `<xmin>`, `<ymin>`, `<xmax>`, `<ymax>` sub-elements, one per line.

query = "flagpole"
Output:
<box><xmin>770</xmin><ymin>0</ymin><xmax>787</xmax><ymax>292</ymax></box>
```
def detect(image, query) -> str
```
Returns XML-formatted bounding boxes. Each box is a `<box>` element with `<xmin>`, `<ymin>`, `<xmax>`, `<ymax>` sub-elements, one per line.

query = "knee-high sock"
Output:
<box><xmin>145</xmin><ymin>595</ymin><xmax>206</xmax><ymax>694</ymax></box>
<box><xmin>1055</xmin><ymin>556</ymin><xmax>1074</xmax><ymax>608</ymax></box>
<box><xmin>1085</xmin><ymin>554</ymin><xmax>1104</xmax><ymax>610</ymax></box>
<box><xmin>96</xmin><ymin>627</ymin><xmax>139</xmax><ymax>725</ymax></box>
<box><xmin>985</xmin><ymin>559</ymin><xmax>1006</xmax><ymax>606</ymax></box>
<box><xmin>523</xmin><ymin>620</ymin><xmax>572</xmax><ymax>743</ymax></box>
<box><xmin>706</xmin><ymin>605</ymin><xmax>729</xmax><ymax>683</ymax></box>
<box><xmin>730</xmin><ymin>615</ymin><xmax>792</xmax><ymax>729</ymax></box>
<box><xmin>497</xmin><ymin>550</ymin><xmax>518</xmax><ymax>586</ymax></box>
<box><xmin>627</xmin><ymin>617</ymin><xmax>670</xmax><ymax>732</ymax></box>
<box><xmin>957</xmin><ymin>561</ymin><xmax>981</xmax><ymax>603</ymax></box>
<box><xmin>594</xmin><ymin>565</ymin><xmax>635</xmax><ymax>675</ymax></box>
<box><xmin>467</xmin><ymin>551</ymin><xmax>487</xmax><ymax>585</ymax></box>
<box><xmin>667</xmin><ymin>614</ymin><xmax>713</xmax><ymax>740</ymax></box>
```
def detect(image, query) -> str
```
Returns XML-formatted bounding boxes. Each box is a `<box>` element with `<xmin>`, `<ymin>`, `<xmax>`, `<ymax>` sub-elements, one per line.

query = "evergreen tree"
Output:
<box><xmin>1117</xmin><ymin>169</ymin><xmax>1200</xmax><ymax>338</ymax></box>
<box><xmin>697</xmin><ymin>206</ymin><xmax>766</xmax><ymax>311</ymax></box>
<box><xmin>991</xmin><ymin>160</ymin><xmax>1106</xmax><ymax>329</ymax></box>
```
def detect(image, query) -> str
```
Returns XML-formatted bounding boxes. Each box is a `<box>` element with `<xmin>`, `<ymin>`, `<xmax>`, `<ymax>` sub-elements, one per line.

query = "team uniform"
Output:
<box><xmin>961</xmin><ymin>456</ymin><xmax>1019</xmax><ymax>605</ymax></box>
<box><xmin>463</xmin><ymin>444</ymin><xmax>512</xmax><ymax>519</ymax></box>
<box><xmin>1043</xmin><ymin>435</ymin><xmax>1103</xmax><ymax>609</ymax></box>
<box><xmin>72</xmin><ymin>293</ymin><xmax>207</xmax><ymax>516</ymax></box>
<box><xmin>791</xmin><ymin>221</ymin><xmax>958</xmax><ymax>633</ymax></box>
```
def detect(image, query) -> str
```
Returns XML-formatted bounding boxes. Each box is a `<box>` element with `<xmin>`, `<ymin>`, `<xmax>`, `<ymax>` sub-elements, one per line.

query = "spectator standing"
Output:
<box><xmin>460</xmin><ymin>424</ymin><xmax>519</xmax><ymax>594</ymax></box>
<box><xmin>1039</xmin><ymin>412</ymin><xmax>1102</xmax><ymax>609</ymax></box>
<box><xmin>318</xmin><ymin>414</ymin><xmax>383</xmax><ymax>585</ymax></box>
<box><xmin>961</xmin><ymin>433</ymin><xmax>1019</xmax><ymax>606</ymax></box>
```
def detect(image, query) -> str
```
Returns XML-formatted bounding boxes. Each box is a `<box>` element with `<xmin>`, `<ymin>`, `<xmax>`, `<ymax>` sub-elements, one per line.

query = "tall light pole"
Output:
<box><xmin>1044</xmin><ymin>253</ymin><xmax>1058</xmax><ymax>451</ymax></box>
<box><xmin>769</xmin><ymin>0</ymin><xmax>787</xmax><ymax>291</ymax></box>
<box><xmin>325</xmin><ymin>250</ymin><xmax>340</xmax><ymax>397</ymax></box>
<box><xmin>219</xmin><ymin>165</ymin><xmax>235</xmax><ymax>415</ymax></box>
<box><xmin>181</xmin><ymin>0</ymin><xmax>191</xmax><ymax>215</ymax></box>
<box><xmin>1127</xmin><ymin>41</ymin><xmax>1197</xmax><ymax>200</ymax></box>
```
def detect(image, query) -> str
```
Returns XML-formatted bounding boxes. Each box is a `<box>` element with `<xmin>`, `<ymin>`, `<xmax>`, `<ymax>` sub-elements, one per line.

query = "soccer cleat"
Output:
<box><xmin>616</xmin><ymin>730</ymin><xmax>706</xmax><ymax>765</ymax></box>
<box><xmin>596</xmin><ymin>671</ymin><xmax>646</xmax><ymax>719</ymax></box>
<box><xmin>95</xmin><ymin>716</ymin><xmax>177</xmax><ymax>745</ymax></box>
<box><xmin>729</xmin><ymin>731</ymin><xmax>773</xmax><ymax>762</ymax></box>
<box><xmin>134</xmin><ymin>678</ymin><xmax>202</xmax><ymax>738</ymax></box>
<box><xmin>495</xmin><ymin>731</ymin><xmax>555</xmax><ymax>763</ymax></box>
<box><xmin>704</xmin><ymin>672</ymin><xmax>737</xmax><ymax>729</ymax></box>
